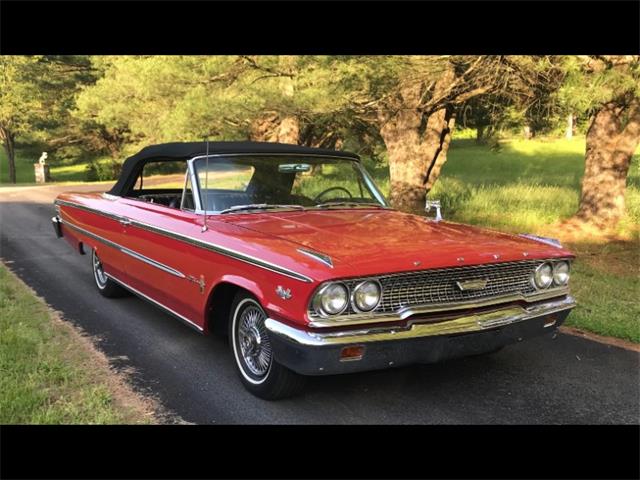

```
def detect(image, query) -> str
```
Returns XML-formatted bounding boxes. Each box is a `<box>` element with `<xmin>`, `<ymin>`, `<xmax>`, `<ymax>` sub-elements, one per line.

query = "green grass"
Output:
<box><xmin>427</xmin><ymin>137</ymin><xmax>639</xmax><ymax>233</ymax></box>
<box><xmin>566</xmin><ymin>242</ymin><xmax>640</xmax><ymax>343</ymax></box>
<box><xmin>0</xmin><ymin>148</ymin><xmax>114</xmax><ymax>184</ymax></box>
<box><xmin>0</xmin><ymin>264</ymin><xmax>152</xmax><ymax>423</ymax></box>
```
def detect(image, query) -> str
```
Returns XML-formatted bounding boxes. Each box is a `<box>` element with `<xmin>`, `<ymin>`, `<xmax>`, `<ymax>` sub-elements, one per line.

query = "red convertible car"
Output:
<box><xmin>53</xmin><ymin>142</ymin><xmax>576</xmax><ymax>399</ymax></box>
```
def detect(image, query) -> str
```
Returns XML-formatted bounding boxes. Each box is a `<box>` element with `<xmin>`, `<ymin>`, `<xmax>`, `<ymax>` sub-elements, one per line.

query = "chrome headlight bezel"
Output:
<box><xmin>312</xmin><ymin>282</ymin><xmax>349</xmax><ymax>316</ymax></box>
<box><xmin>351</xmin><ymin>280</ymin><xmax>382</xmax><ymax>313</ymax></box>
<box><xmin>552</xmin><ymin>260</ymin><xmax>571</xmax><ymax>286</ymax></box>
<box><xmin>532</xmin><ymin>262</ymin><xmax>554</xmax><ymax>289</ymax></box>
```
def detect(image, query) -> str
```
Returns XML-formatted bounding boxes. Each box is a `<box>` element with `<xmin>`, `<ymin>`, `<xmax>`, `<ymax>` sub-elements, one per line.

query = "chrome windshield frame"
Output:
<box><xmin>187</xmin><ymin>153</ymin><xmax>389</xmax><ymax>215</ymax></box>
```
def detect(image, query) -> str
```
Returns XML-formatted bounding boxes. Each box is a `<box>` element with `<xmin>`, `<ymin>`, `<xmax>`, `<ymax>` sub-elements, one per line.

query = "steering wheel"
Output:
<box><xmin>312</xmin><ymin>186</ymin><xmax>353</xmax><ymax>203</ymax></box>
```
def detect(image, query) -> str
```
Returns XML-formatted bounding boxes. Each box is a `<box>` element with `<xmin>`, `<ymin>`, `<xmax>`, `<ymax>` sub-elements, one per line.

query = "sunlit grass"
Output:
<box><xmin>0</xmin><ymin>265</ymin><xmax>151</xmax><ymax>423</ymax></box>
<box><xmin>0</xmin><ymin>149</ymin><xmax>114</xmax><ymax>184</ymax></box>
<box><xmin>566</xmin><ymin>241</ymin><xmax>640</xmax><ymax>343</ymax></box>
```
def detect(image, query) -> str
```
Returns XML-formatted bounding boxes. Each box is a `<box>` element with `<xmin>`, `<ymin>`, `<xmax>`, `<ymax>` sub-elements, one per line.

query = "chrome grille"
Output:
<box><xmin>312</xmin><ymin>260</ymin><xmax>544</xmax><ymax>317</ymax></box>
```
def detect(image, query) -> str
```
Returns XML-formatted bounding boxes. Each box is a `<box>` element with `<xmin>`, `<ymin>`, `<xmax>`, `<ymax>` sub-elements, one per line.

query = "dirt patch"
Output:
<box><xmin>560</xmin><ymin>326</ymin><xmax>640</xmax><ymax>352</ymax></box>
<box><xmin>565</xmin><ymin>240</ymin><xmax>639</xmax><ymax>278</ymax></box>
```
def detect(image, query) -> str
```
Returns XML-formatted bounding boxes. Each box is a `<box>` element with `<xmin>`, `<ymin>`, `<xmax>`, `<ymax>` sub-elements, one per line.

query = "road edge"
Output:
<box><xmin>1</xmin><ymin>261</ymin><xmax>177</xmax><ymax>423</ymax></box>
<box><xmin>560</xmin><ymin>326</ymin><xmax>640</xmax><ymax>352</ymax></box>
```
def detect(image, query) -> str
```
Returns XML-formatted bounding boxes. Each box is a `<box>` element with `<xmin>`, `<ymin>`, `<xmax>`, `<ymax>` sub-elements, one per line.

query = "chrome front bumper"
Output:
<box><xmin>265</xmin><ymin>296</ymin><xmax>576</xmax><ymax>375</ymax></box>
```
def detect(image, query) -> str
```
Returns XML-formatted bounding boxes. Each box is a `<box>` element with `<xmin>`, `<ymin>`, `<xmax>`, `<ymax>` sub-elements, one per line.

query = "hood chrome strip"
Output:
<box><xmin>297</xmin><ymin>248</ymin><xmax>333</xmax><ymax>268</ymax></box>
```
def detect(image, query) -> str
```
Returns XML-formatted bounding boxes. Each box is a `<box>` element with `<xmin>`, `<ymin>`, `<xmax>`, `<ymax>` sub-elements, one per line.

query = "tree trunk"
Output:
<box><xmin>380</xmin><ymin>91</ymin><xmax>428</xmax><ymax>213</ymax></box>
<box><xmin>0</xmin><ymin>126</ymin><xmax>17</xmax><ymax>184</ymax></box>
<box><xmin>574</xmin><ymin>99</ymin><xmax>640</xmax><ymax>227</ymax></box>
<box><xmin>379</xmin><ymin>66</ymin><xmax>456</xmax><ymax>214</ymax></box>
<box><xmin>523</xmin><ymin>124</ymin><xmax>534</xmax><ymax>139</ymax></box>
<box><xmin>250</xmin><ymin>113</ymin><xmax>300</xmax><ymax>144</ymax></box>
<box><xmin>424</xmin><ymin>108</ymin><xmax>455</xmax><ymax>192</ymax></box>
<box><xmin>476</xmin><ymin>124</ymin><xmax>485</xmax><ymax>144</ymax></box>
<box><xmin>274</xmin><ymin>116</ymin><xmax>299</xmax><ymax>144</ymax></box>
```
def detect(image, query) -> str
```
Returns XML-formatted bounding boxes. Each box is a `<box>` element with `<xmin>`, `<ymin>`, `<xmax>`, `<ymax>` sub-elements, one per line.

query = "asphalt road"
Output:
<box><xmin>1</xmin><ymin>184</ymin><xmax>638</xmax><ymax>424</ymax></box>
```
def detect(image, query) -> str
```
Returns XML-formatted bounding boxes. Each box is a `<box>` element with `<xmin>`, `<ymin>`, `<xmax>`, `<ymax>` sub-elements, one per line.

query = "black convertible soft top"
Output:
<box><xmin>107</xmin><ymin>141</ymin><xmax>360</xmax><ymax>196</ymax></box>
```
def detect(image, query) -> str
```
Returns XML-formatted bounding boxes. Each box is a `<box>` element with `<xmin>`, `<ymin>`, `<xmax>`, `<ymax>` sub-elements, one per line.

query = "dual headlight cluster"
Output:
<box><xmin>532</xmin><ymin>260</ymin><xmax>571</xmax><ymax>289</ymax></box>
<box><xmin>312</xmin><ymin>280</ymin><xmax>381</xmax><ymax>317</ymax></box>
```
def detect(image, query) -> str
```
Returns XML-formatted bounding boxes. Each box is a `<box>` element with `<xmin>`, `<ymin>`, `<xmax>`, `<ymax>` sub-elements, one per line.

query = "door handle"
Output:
<box><xmin>119</xmin><ymin>218</ymin><xmax>131</xmax><ymax>226</ymax></box>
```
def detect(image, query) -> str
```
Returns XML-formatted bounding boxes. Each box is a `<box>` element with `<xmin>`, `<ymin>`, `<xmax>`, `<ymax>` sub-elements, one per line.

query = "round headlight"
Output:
<box><xmin>553</xmin><ymin>261</ymin><xmax>570</xmax><ymax>286</ymax></box>
<box><xmin>533</xmin><ymin>263</ymin><xmax>553</xmax><ymax>289</ymax></box>
<box><xmin>352</xmin><ymin>280</ymin><xmax>381</xmax><ymax>312</ymax></box>
<box><xmin>315</xmin><ymin>283</ymin><xmax>348</xmax><ymax>315</ymax></box>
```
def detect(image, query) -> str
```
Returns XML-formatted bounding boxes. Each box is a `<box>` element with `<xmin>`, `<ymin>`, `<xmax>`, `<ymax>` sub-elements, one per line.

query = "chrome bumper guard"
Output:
<box><xmin>265</xmin><ymin>296</ymin><xmax>576</xmax><ymax>375</ymax></box>
<box><xmin>51</xmin><ymin>215</ymin><xmax>63</xmax><ymax>238</ymax></box>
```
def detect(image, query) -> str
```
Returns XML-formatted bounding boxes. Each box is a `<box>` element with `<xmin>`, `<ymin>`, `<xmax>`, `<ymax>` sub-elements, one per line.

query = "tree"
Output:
<box><xmin>329</xmin><ymin>56</ymin><xmax>556</xmax><ymax>213</ymax></box>
<box><xmin>559</xmin><ymin>55</ymin><xmax>640</xmax><ymax>228</ymax></box>
<box><xmin>0</xmin><ymin>56</ymin><xmax>98</xmax><ymax>183</ymax></box>
<box><xmin>73</xmin><ymin>56</ymin><xmax>356</xmax><ymax>153</ymax></box>
<box><xmin>0</xmin><ymin>57</ymin><xmax>43</xmax><ymax>183</ymax></box>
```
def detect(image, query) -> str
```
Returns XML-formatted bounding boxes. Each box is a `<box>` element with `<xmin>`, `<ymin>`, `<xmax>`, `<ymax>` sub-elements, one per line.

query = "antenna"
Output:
<box><xmin>202</xmin><ymin>138</ymin><xmax>210</xmax><ymax>232</ymax></box>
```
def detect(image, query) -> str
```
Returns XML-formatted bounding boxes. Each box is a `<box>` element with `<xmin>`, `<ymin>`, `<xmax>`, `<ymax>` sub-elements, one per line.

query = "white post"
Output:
<box><xmin>565</xmin><ymin>113</ymin><xmax>574</xmax><ymax>139</ymax></box>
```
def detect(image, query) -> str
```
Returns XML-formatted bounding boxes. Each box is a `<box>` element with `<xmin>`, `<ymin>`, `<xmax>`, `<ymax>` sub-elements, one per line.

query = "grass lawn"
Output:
<box><xmin>0</xmin><ymin>148</ymin><xmax>113</xmax><ymax>184</ymax></box>
<box><xmin>0</xmin><ymin>264</ymin><xmax>154</xmax><ymax>423</ymax></box>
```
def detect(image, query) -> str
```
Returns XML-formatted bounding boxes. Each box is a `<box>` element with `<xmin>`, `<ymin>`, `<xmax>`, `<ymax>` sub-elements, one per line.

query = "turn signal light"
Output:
<box><xmin>340</xmin><ymin>345</ymin><xmax>365</xmax><ymax>362</ymax></box>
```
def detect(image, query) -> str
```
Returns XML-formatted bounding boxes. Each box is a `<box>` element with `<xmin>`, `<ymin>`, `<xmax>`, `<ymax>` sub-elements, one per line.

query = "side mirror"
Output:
<box><xmin>425</xmin><ymin>199</ymin><xmax>442</xmax><ymax>221</ymax></box>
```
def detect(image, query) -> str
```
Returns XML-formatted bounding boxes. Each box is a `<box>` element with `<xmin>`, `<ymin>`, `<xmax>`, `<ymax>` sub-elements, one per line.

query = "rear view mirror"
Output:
<box><xmin>278</xmin><ymin>163</ymin><xmax>311</xmax><ymax>173</ymax></box>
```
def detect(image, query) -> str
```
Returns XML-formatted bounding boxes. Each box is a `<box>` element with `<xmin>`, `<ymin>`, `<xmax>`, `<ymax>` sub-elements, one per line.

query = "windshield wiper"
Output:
<box><xmin>314</xmin><ymin>201</ymin><xmax>386</xmax><ymax>209</ymax></box>
<box><xmin>218</xmin><ymin>203</ymin><xmax>306</xmax><ymax>214</ymax></box>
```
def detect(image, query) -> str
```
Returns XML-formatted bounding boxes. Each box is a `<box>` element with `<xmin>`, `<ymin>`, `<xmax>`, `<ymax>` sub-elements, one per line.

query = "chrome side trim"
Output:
<box><xmin>60</xmin><ymin>217</ymin><xmax>122</xmax><ymax>251</ymax></box>
<box><xmin>59</xmin><ymin>219</ymin><xmax>185</xmax><ymax>279</ymax></box>
<box><xmin>105</xmin><ymin>273</ymin><xmax>204</xmax><ymax>332</ymax></box>
<box><xmin>55</xmin><ymin>198</ymin><xmax>127</xmax><ymax>223</ymax></box>
<box><xmin>266</xmin><ymin>296</ymin><xmax>576</xmax><ymax>347</ymax></box>
<box><xmin>54</xmin><ymin>199</ymin><xmax>313</xmax><ymax>283</ymax></box>
<box><xmin>307</xmin><ymin>288</ymin><xmax>570</xmax><ymax>328</ymax></box>
<box><xmin>119</xmin><ymin>247</ymin><xmax>185</xmax><ymax>278</ymax></box>
<box><xmin>297</xmin><ymin>248</ymin><xmax>333</xmax><ymax>268</ymax></box>
<box><xmin>128</xmin><ymin>218</ymin><xmax>313</xmax><ymax>283</ymax></box>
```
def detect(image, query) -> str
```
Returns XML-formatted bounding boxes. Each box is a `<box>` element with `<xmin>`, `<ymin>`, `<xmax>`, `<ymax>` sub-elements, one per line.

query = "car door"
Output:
<box><xmin>115</xmin><ymin>161</ymin><xmax>200</xmax><ymax>315</ymax></box>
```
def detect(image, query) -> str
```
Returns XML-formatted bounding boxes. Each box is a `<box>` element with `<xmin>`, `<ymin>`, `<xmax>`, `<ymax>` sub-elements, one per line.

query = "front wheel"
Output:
<box><xmin>229</xmin><ymin>292</ymin><xmax>305</xmax><ymax>400</ymax></box>
<box><xmin>91</xmin><ymin>249</ymin><xmax>127</xmax><ymax>298</ymax></box>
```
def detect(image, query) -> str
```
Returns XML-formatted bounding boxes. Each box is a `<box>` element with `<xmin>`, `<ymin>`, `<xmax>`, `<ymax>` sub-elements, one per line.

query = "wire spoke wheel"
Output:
<box><xmin>236</xmin><ymin>304</ymin><xmax>272</xmax><ymax>378</ymax></box>
<box><xmin>230</xmin><ymin>293</ymin><xmax>306</xmax><ymax>399</ymax></box>
<box><xmin>92</xmin><ymin>250</ymin><xmax>108</xmax><ymax>288</ymax></box>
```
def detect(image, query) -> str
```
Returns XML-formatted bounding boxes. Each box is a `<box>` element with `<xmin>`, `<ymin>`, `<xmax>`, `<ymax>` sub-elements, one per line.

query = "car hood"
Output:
<box><xmin>219</xmin><ymin>209</ymin><xmax>573</xmax><ymax>277</ymax></box>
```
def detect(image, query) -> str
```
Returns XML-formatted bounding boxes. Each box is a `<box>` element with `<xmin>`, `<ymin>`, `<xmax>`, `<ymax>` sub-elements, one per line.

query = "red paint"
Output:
<box><xmin>56</xmin><ymin>192</ymin><xmax>574</xmax><ymax>332</ymax></box>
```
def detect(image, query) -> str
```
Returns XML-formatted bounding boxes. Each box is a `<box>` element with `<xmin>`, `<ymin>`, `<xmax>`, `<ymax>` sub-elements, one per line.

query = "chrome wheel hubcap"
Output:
<box><xmin>93</xmin><ymin>251</ymin><xmax>107</xmax><ymax>287</ymax></box>
<box><xmin>237</xmin><ymin>305</ymin><xmax>272</xmax><ymax>377</ymax></box>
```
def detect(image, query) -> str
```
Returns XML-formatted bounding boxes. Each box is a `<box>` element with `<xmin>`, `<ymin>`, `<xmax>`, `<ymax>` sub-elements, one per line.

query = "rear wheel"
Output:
<box><xmin>91</xmin><ymin>249</ymin><xmax>126</xmax><ymax>298</ymax></box>
<box><xmin>229</xmin><ymin>292</ymin><xmax>305</xmax><ymax>400</ymax></box>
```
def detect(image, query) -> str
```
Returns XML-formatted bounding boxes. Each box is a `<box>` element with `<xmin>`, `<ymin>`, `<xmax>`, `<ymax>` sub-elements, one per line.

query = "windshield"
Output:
<box><xmin>192</xmin><ymin>155</ymin><xmax>388</xmax><ymax>213</ymax></box>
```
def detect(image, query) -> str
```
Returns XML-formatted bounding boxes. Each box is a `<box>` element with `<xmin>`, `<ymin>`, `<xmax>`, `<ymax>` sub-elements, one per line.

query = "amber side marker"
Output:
<box><xmin>543</xmin><ymin>314</ymin><xmax>559</xmax><ymax>328</ymax></box>
<box><xmin>340</xmin><ymin>345</ymin><xmax>365</xmax><ymax>362</ymax></box>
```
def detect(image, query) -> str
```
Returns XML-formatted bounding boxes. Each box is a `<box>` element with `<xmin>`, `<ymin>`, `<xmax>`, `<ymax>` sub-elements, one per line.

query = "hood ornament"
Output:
<box><xmin>425</xmin><ymin>199</ymin><xmax>442</xmax><ymax>221</ymax></box>
<box><xmin>297</xmin><ymin>248</ymin><xmax>333</xmax><ymax>268</ymax></box>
